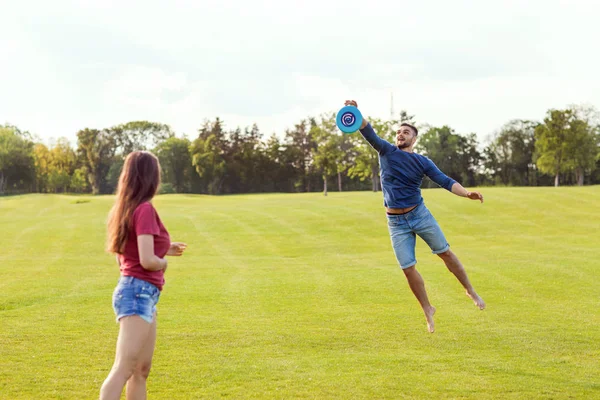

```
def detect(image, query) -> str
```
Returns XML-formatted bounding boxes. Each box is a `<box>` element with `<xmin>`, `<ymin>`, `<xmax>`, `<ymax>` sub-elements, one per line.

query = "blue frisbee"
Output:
<box><xmin>336</xmin><ymin>106</ymin><xmax>363</xmax><ymax>134</ymax></box>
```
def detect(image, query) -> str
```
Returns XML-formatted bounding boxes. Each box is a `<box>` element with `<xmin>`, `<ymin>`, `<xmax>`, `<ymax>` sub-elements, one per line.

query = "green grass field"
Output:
<box><xmin>1</xmin><ymin>187</ymin><xmax>599</xmax><ymax>399</ymax></box>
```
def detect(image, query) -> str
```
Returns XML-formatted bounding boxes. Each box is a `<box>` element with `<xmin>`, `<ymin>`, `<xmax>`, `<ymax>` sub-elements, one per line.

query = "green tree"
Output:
<box><xmin>48</xmin><ymin>137</ymin><xmax>77</xmax><ymax>192</ymax></box>
<box><xmin>110</xmin><ymin>121</ymin><xmax>174</xmax><ymax>156</ymax></box>
<box><xmin>191</xmin><ymin>134</ymin><xmax>227</xmax><ymax>194</ymax></box>
<box><xmin>221</xmin><ymin>124</ymin><xmax>267</xmax><ymax>194</ymax></box>
<box><xmin>104</xmin><ymin>159</ymin><xmax>124</xmax><ymax>194</ymax></box>
<box><xmin>70</xmin><ymin>167</ymin><xmax>90</xmax><ymax>193</ymax></box>
<box><xmin>568</xmin><ymin>105</ymin><xmax>600</xmax><ymax>185</ymax></box>
<box><xmin>533</xmin><ymin>109</ymin><xmax>591</xmax><ymax>187</ymax></box>
<box><xmin>76</xmin><ymin>128</ymin><xmax>117</xmax><ymax>194</ymax></box>
<box><xmin>334</xmin><ymin>130</ymin><xmax>356</xmax><ymax>192</ymax></box>
<box><xmin>154</xmin><ymin>136</ymin><xmax>193</xmax><ymax>193</ymax></box>
<box><xmin>311</xmin><ymin>113</ymin><xmax>342</xmax><ymax>196</ymax></box>
<box><xmin>190</xmin><ymin>119</ymin><xmax>229</xmax><ymax>194</ymax></box>
<box><xmin>0</xmin><ymin>126</ymin><xmax>36</xmax><ymax>194</ymax></box>
<box><xmin>283</xmin><ymin>119</ymin><xmax>318</xmax><ymax>192</ymax></box>
<box><xmin>262</xmin><ymin>133</ymin><xmax>295</xmax><ymax>192</ymax></box>
<box><xmin>32</xmin><ymin>143</ymin><xmax>52</xmax><ymax>192</ymax></box>
<box><xmin>564</xmin><ymin>118</ymin><xmax>598</xmax><ymax>185</ymax></box>
<box><xmin>484</xmin><ymin>120</ymin><xmax>538</xmax><ymax>186</ymax></box>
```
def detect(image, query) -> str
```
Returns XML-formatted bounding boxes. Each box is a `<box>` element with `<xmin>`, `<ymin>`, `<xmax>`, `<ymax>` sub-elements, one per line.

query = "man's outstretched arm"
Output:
<box><xmin>423</xmin><ymin>157</ymin><xmax>484</xmax><ymax>203</ymax></box>
<box><xmin>451</xmin><ymin>182</ymin><xmax>484</xmax><ymax>203</ymax></box>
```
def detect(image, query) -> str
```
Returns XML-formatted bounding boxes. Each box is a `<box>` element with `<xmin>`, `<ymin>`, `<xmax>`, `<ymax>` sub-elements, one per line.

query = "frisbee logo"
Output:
<box><xmin>341</xmin><ymin>112</ymin><xmax>356</xmax><ymax>127</ymax></box>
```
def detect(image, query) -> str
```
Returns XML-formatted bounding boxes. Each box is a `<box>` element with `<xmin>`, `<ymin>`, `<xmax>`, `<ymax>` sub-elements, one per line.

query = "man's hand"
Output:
<box><xmin>466</xmin><ymin>191</ymin><xmax>484</xmax><ymax>203</ymax></box>
<box><xmin>167</xmin><ymin>242</ymin><xmax>188</xmax><ymax>256</ymax></box>
<box><xmin>451</xmin><ymin>183</ymin><xmax>483</xmax><ymax>203</ymax></box>
<box><xmin>344</xmin><ymin>100</ymin><xmax>368</xmax><ymax>129</ymax></box>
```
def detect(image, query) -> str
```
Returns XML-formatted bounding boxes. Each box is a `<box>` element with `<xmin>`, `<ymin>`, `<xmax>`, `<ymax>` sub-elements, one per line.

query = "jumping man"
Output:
<box><xmin>345</xmin><ymin>100</ymin><xmax>485</xmax><ymax>333</ymax></box>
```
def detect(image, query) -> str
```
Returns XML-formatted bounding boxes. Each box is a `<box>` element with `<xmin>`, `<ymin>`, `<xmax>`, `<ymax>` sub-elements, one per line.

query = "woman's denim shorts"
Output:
<box><xmin>386</xmin><ymin>202</ymin><xmax>450</xmax><ymax>269</ymax></box>
<box><xmin>112</xmin><ymin>275</ymin><xmax>161</xmax><ymax>324</ymax></box>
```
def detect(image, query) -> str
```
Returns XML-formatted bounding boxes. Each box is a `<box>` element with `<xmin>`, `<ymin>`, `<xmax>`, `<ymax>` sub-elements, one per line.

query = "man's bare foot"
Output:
<box><xmin>424</xmin><ymin>306</ymin><xmax>436</xmax><ymax>333</ymax></box>
<box><xmin>466</xmin><ymin>290</ymin><xmax>485</xmax><ymax>310</ymax></box>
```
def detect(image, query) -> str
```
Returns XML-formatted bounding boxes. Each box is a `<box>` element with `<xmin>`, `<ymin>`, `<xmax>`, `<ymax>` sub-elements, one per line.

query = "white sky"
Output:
<box><xmin>1</xmin><ymin>0</ymin><xmax>599</xmax><ymax>146</ymax></box>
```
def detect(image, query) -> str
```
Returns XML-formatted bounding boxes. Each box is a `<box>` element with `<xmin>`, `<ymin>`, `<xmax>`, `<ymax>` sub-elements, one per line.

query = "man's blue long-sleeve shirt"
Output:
<box><xmin>359</xmin><ymin>123</ymin><xmax>457</xmax><ymax>209</ymax></box>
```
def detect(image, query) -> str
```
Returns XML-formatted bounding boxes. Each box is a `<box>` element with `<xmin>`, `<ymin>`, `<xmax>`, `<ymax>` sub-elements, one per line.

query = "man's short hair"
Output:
<box><xmin>400</xmin><ymin>123</ymin><xmax>418</xmax><ymax>136</ymax></box>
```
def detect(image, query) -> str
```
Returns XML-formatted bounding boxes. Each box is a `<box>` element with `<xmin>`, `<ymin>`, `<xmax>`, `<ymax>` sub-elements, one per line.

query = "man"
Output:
<box><xmin>345</xmin><ymin>100</ymin><xmax>485</xmax><ymax>333</ymax></box>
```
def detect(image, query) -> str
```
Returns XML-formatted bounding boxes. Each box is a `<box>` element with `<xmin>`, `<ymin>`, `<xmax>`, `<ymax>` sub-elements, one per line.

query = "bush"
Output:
<box><xmin>159</xmin><ymin>183</ymin><xmax>176</xmax><ymax>194</ymax></box>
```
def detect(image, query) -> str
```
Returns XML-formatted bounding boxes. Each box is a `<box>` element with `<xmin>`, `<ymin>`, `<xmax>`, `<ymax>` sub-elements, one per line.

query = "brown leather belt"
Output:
<box><xmin>386</xmin><ymin>205</ymin><xmax>418</xmax><ymax>215</ymax></box>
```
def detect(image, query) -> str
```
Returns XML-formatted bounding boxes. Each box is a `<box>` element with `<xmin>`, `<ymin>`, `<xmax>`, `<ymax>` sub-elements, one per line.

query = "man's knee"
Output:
<box><xmin>402</xmin><ymin>265</ymin><xmax>417</xmax><ymax>276</ymax></box>
<box><xmin>436</xmin><ymin>249</ymin><xmax>453</xmax><ymax>260</ymax></box>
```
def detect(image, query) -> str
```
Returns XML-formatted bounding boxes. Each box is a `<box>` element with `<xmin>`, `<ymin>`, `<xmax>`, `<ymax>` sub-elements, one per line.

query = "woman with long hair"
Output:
<box><xmin>100</xmin><ymin>151</ymin><xmax>187</xmax><ymax>400</ymax></box>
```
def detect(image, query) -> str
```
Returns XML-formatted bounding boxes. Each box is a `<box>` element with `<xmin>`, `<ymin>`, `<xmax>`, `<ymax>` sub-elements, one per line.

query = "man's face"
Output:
<box><xmin>396</xmin><ymin>126</ymin><xmax>416</xmax><ymax>148</ymax></box>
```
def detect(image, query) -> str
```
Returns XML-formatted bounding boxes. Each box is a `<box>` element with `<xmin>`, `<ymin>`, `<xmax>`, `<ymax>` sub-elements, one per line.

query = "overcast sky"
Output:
<box><xmin>1</xmin><ymin>0</ymin><xmax>599</xmax><ymax>145</ymax></box>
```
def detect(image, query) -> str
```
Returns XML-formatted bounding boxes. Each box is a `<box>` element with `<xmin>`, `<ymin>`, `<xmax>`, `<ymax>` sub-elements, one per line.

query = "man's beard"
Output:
<box><xmin>397</xmin><ymin>141</ymin><xmax>411</xmax><ymax>149</ymax></box>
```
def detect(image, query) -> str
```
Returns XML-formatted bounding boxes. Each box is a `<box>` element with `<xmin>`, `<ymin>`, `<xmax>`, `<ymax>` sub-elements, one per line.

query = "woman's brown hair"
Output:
<box><xmin>106</xmin><ymin>151</ymin><xmax>161</xmax><ymax>254</ymax></box>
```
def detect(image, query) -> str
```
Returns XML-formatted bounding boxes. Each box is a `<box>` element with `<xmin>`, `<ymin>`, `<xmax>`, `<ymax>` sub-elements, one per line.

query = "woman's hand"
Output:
<box><xmin>167</xmin><ymin>242</ymin><xmax>188</xmax><ymax>256</ymax></box>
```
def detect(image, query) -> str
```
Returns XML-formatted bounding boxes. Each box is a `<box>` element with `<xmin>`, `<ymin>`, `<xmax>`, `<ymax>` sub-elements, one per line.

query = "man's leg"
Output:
<box><xmin>413</xmin><ymin>204</ymin><xmax>486</xmax><ymax>310</ymax></box>
<box><xmin>387</xmin><ymin>214</ymin><xmax>436</xmax><ymax>333</ymax></box>
<box><xmin>402</xmin><ymin>266</ymin><xmax>436</xmax><ymax>333</ymax></box>
<box><xmin>437</xmin><ymin>250</ymin><xmax>485</xmax><ymax>310</ymax></box>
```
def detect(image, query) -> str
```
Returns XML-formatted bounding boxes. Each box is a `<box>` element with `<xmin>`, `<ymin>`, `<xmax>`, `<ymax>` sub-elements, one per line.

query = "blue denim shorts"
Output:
<box><xmin>386</xmin><ymin>202</ymin><xmax>450</xmax><ymax>269</ymax></box>
<box><xmin>112</xmin><ymin>276</ymin><xmax>161</xmax><ymax>324</ymax></box>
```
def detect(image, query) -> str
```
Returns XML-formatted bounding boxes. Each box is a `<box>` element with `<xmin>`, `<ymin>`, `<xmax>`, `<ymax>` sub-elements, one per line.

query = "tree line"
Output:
<box><xmin>1</xmin><ymin>104</ymin><xmax>599</xmax><ymax>196</ymax></box>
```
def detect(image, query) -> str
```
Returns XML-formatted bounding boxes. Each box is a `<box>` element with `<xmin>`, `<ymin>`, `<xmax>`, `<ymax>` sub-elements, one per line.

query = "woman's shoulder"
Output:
<box><xmin>133</xmin><ymin>201</ymin><xmax>157</xmax><ymax>217</ymax></box>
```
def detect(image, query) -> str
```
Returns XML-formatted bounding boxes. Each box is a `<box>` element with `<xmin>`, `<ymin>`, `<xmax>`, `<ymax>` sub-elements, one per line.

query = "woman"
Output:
<box><xmin>100</xmin><ymin>151</ymin><xmax>187</xmax><ymax>400</ymax></box>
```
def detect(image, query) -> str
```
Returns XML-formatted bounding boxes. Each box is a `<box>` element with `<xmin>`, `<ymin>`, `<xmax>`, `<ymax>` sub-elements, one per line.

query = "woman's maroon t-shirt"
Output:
<box><xmin>118</xmin><ymin>202</ymin><xmax>170</xmax><ymax>291</ymax></box>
